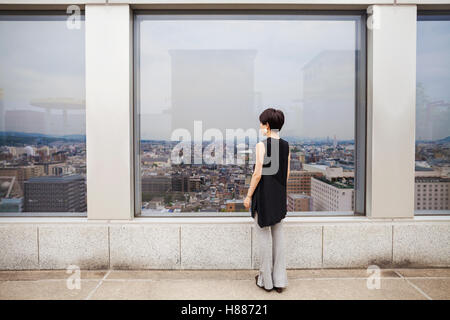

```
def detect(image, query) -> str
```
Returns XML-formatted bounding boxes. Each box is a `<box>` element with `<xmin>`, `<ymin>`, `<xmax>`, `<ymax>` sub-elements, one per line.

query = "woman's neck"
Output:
<box><xmin>268</xmin><ymin>131</ymin><xmax>280</xmax><ymax>139</ymax></box>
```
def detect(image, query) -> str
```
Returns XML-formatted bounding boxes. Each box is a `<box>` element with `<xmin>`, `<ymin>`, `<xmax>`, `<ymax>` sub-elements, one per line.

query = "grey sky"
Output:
<box><xmin>0</xmin><ymin>15</ymin><xmax>448</xmax><ymax>140</ymax></box>
<box><xmin>137</xmin><ymin>16</ymin><xmax>359</xmax><ymax>141</ymax></box>
<box><xmin>417</xmin><ymin>20</ymin><xmax>450</xmax><ymax>102</ymax></box>
<box><xmin>0</xmin><ymin>15</ymin><xmax>85</xmax><ymax>136</ymax></box>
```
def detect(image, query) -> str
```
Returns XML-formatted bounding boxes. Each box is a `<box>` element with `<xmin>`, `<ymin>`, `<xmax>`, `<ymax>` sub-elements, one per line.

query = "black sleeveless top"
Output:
<box><xmin>251</xmin><ymin>137</ymin><xmax>289</xmax><ymax>228</ymax></box>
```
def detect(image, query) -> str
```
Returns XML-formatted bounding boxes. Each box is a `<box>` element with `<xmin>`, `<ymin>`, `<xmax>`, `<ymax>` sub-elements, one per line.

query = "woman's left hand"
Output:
<box><xmin>244</xmin><ymin>196</ymin><xmax>251</xmax><ymax>209</ymax></box>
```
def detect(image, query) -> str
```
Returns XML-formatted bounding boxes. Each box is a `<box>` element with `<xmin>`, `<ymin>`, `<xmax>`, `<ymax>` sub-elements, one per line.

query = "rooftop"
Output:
<box><xmin>25</xmin><ymin>174</ymin><xmax>85</xmax><ymax>184</ymax></box>
<box><xmin>225</xmin><ymin>199</ymin><xmax>244</xmax><ymax>204</ymax></box>
<box><xmin>415</xmin><ymin>176</ymin><xmax>450</xmax><ymax>183</ymax></box>
<box><xmin>288</xmin><ymin>193</ymin><xmax>310</xmax><ymax>199</ymax></box>
<box><xmin>313</xmin><ymin>175</ymin><xmax>354</xmax><ymax>189</ymax></box>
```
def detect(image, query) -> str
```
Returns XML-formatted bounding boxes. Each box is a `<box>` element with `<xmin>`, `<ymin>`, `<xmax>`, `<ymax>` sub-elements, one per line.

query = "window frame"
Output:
<box><xmin>133</xmin><ymin>9</ymin><xmax>367</xmax><ymax>217</ymax></box>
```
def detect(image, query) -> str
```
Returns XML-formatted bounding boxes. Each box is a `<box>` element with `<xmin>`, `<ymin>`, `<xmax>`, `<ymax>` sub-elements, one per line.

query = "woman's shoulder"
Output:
<box><xmin>280</xmin><ymin>138</ymin><xmax>289</xmax><ymax>146</ymax></box>
<box><xmin>280</xmin><ymin>139</ymin><xmax>290</xmax><ymax>155</ymax></box>
<box><xmin>256</xmin><ymin>141</ymin><xmax>266</xmax><ymax>152</ymax></box>
<box><xmin>256</xmin><ymin>141</ymin><xmax>265</xmax><ymax>147</ymax></box>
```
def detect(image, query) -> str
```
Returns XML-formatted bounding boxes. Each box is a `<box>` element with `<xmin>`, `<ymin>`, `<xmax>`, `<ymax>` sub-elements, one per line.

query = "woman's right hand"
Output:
<box><xmin>244</xmin><ymin>196</ymin><xmax>251</xmax><ymax>209</ymax></box>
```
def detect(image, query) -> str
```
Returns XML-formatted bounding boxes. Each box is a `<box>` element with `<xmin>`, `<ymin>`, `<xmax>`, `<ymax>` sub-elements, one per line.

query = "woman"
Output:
<box><xmin>244</xmin><ymin>108</ymin><xmax>290</xmax><ymax>293</ymax></box>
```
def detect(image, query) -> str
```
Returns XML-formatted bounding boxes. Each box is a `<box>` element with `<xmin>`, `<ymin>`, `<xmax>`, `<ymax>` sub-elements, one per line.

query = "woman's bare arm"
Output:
<box><xmin>244</xmin><ymin>142</ymin><xmax>265</xmax><ymax>208</ymax></box>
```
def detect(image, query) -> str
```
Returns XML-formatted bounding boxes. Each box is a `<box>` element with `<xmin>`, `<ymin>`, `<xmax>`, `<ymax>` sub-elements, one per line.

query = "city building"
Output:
<box><xmin>24</xmin><ymin>175</ymin><xmax>86</xmax><ymax>212</ymax></box>
<box><xmin>311</xmin><ymin>176</ymin><xmax>354</xmax><ymax>211</ymax></box>
<box><xmin>141</xmin><ymin>174</ymin><xmax>171</xmax><ymax>194</ymax></box>
<box><xmin>287</xmin><ymin>193</ymin><xmax>312</xmax><ymax>212</ymax></box>
<box><xmin>171</xmin><ymin>174</ymin><xmax>190</xmax><ymax>193</ymax></box>
<box><xmin>189</xmin><ymin>177</ymin><xmax>202</xmax><ymax>193</ymax></box>
<box><xmin>302</xmin><ymin>50</ymin><xmax>355</xmax><ymax>140</ymax></box>
<box><xmin>225</xmin><ymin>199</ymin><xmax>246</xmax><ymax>212</ymax></box>
<box><xmin>0</xmin><ymin>198</ymin><xmax>23</xmax><ymax>212</ymax></box>
<box><xmin>415</xmin><ymin>176</ymin><xmax>450</xmax><ymax>211</ymax></box>
<box><xmin>169</xmin><ymin>49</ymin><xmax>256</xmax><ymax>138</ymax></box>
<box><xmin>36</xmin><ymin>162</ymin><xmax>71</xmax><ymax>176</ymax></box>
<box><xmin>287</xmin><ymin>170</ymin><xmax>324</xmax><ymax>195</ymax></box>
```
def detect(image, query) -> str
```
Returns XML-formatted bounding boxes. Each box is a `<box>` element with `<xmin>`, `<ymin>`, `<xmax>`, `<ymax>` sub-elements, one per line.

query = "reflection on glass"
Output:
<box><xmin>415</xmin><ymin>16</ymin><xmax>450</xmax><ymax>213</ymax></box>
<box><xmin>135</xmin><ymin>14</ymin><xmax>363</xmax><ymax>216</ymax></box>
<box><xmin>0</xmin><ymin>14</ymin><xmax>86</xmax><ymax>215</ymax></box>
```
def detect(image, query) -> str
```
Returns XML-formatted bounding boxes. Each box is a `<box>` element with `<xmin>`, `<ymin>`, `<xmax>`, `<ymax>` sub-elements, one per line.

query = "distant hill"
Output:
<box><xmin>417</xmin><ymin>136</ymin><xmax>450</xmax><ymax>144</ymax></box>
<box><xmin>437</xmin><ymin>136</ymin><xmax>450</xmax><ymax>143</ymax></box>
<box><xmin>0</xmin><ymin>131</ymin><xmax>86</xmax><ymax>146</ymax></box>
<box><xmin>284</xmin><ymin>136</ymin><xmax>354</xmax><ymax>144</ymax></box>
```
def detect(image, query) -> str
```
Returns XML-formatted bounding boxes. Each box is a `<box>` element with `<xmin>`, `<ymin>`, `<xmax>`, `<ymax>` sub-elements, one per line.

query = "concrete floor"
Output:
<box><xmin>0</xmin><ymin>268</ymin><xmax>449</xmax><ymax>300</ymax></box>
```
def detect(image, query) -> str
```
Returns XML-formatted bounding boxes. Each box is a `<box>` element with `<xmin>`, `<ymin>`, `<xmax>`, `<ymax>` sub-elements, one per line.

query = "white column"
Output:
<box><xmin>366</xmin><ymin>4</ymin><xmax>417</xmax><ymax>218</ymax></box>
<box><xmin>85</xmin><ymin>4</ymin><xmax>134</xmax><ymax>220</ymax></box>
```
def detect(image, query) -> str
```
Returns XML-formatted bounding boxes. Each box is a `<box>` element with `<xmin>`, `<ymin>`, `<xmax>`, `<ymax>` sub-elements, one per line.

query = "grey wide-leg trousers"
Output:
<box><xmin>254</xmin><ymin>211</ymin><xmax>288</xmax><ymax>290</ymax></box>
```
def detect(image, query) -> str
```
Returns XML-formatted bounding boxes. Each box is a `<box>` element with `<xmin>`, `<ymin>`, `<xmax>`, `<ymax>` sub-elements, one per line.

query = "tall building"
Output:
<box><xmin>24</xmin><ymin>175</ymin><xmax>86</xmax><ymax>212</ymax></box>
<box><xmin>142</xmin><ymin>175</ymin><xmax>171</xmax><ymax>194</ymax></box>
<box><xmin>302</xmin><ymin>50</ymin><xmax>355</xmax><ymax>140</ymax></box>
<box><xmin>311</xmin><ymin>176</ymin><xmax>354</xmax><ymax>211</ymax></box>
<box><xmin>287</xmin><ymin>170</ymin><xmax>324</xmax><ymax>195</ymax></box>
<box><xmin>189</xmin><ymin>177</ymin><xmax>202</xmax><ymax>192</ymax></box>
<box><xmin>169</xmin><ymin>49</ymin><xmax>257</xmax><ymax>138</ymax></box>
<box><xmin>169</xmin><ymin>174</ymin><xmax>203</xmax><ymax>193</ymax></box>
<box><xmin>171</xmin><ymin>174</ymin><xmax>190</xmax><ymax>192</ymax></box>
<box><xmin>287</xmin><ymin>193</ymin><xmax>312</xmax><ymax>212</ymax></box>
<box><xmin>415</xmin><ymin>176</ymin><xmax>450</xmax><ymax>210</ymax></box>
<box><xmin>36</xmin><ymin>162</ymin><xmax>70</xmax><ymax>176</ymax></box>
<box><xmin>289</xmin><ymin>156</ymin><xmax>302</xmax><ymax>170</ymax></box>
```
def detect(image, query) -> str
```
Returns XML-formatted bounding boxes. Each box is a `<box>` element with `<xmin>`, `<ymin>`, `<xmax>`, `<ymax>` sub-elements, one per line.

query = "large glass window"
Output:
<box><xmin>134</xmin><ymin>11</ymin><xmax>366</xmax><ymax>216</ymax></box>
<box><xmin>415</xmin><ymin>13</ymin><xmax>450</xmax><ymax>215</ymax></box>
<box><xmin>0</xmin><ymin>12</ymin><xmax>86</xmax><ymax>216</ymax></box>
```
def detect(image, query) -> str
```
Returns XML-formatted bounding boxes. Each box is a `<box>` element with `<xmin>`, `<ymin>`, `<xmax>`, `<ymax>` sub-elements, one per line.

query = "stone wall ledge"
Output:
<box><xmin>1</xmin><ymin>216</ymin><xmax>449</xmax><ymax>270</ymax></box>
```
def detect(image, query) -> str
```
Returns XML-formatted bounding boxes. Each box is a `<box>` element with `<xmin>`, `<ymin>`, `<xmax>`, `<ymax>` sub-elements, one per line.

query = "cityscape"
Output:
<box><xmin>0</xmin><ymin>131</ymin><xmax>448</xmax><ymax>215</ymax></box>
<box><xmin>138</xmin><ymin>137</ymin><xmax>356</xmax><ymax>214</ymax></box>
<box><xmin>0</xmin><ymin>132</ymin><xmax>86</xmax><ymax>214</ymax></box>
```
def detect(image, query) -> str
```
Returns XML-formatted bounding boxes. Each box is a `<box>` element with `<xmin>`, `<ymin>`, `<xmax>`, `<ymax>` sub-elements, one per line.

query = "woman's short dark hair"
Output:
<box><xmin>259</xmin><ymin>108</ymin><xmax>285</xmax><ymax>131</ymax></box>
